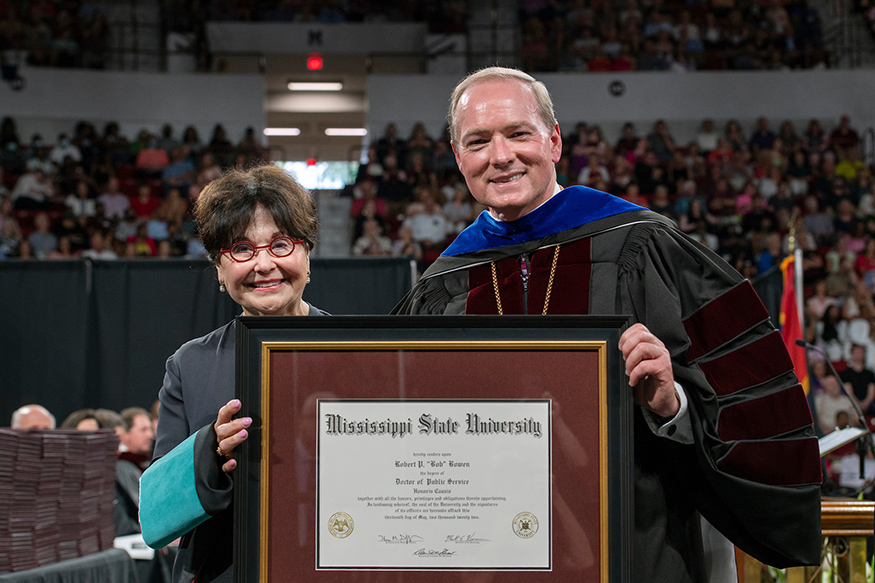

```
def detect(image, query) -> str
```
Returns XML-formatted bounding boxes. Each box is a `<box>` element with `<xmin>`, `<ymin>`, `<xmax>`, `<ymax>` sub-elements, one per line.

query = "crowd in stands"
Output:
<box><xmin>2</xmin><ymin>0</ymin><xmax>833</xmax><ymax>74</ymax></box>
<box><xmin>520</xmin><ymin>0</ymin><xmax>827</xmax><ymax>72</ymax></box>
<box><xmin>350</xmin><ymin>115</ymin><xmax>871</xmax><ymax>284</ymax></box>
<box><xmin>192</xmin><ymin>0</ymin><xmax>467</xmax><ymax>32</ymax></box>
<box><xmin>0</xmin><ymin>1</ymin><xmax>111</xmax><ymax>69</ymax></box>
<box><xmin>0</xmin><ymin>116</ymin><xmax>266</xmax><ymax>260</ymax></box>
<box><xmin>856</xmin><ymin>0</ymin><xmax>875</xmax><ymax>45</ymax></box>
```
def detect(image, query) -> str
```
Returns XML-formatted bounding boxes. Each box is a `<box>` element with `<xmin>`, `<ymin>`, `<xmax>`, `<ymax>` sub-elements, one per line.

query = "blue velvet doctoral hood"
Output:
<box><xmin>442</xmin><ymin>185</ymin><xmax>644</xmax><ymax>256</ymax></box>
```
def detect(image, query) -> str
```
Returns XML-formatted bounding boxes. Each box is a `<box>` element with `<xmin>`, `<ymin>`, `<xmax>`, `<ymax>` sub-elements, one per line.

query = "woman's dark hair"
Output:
<box><xmin>194</xmin><ymin>164</ymin><xmax>318</xmax><ymax>263</ymax></box>
<box><xmin>60</xmin><ymin>408</ymin><xmax>97</xmax><ymax>429</ymax></box>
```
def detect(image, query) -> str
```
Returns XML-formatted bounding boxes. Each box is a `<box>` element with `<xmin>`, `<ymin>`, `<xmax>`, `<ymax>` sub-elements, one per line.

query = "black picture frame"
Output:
<box><xmin>234</xmin><ymin>315</ymin><xmax>633</xmax><ymax>583</ymax></box>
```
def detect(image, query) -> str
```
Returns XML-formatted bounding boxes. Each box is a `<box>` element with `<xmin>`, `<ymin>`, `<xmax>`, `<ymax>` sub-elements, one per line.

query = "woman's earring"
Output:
<box><xmin>219</xmin><ymin>282</ymin><xmax>226</xmax><ymax>292</ymax></box>
<box><xmin>306</xmin><ymin>271</ymin><xmax>311</xmax><ymax>283</ymax></box>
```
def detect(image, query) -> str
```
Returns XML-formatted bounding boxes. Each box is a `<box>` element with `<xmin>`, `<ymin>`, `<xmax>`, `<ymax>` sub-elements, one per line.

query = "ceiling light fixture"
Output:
<box><xmin>287</xmin><ymin>82</ymin><xmax>343</xmax><ymax>91</ymax></box>
<box><xmin>324</xmin><ymin>128</ymin><xmax>368</xmax><ymax>136</ymax></box>
<box><xmin>263</xmin><ymin>128</ymin><xmax>302</xmax><ymax>136</ymax></box>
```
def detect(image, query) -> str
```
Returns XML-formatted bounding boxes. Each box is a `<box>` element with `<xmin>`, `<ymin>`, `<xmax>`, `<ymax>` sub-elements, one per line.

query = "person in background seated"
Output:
<box><xmin>98</xmin><ymin>176</ymin><xmax>130</xmax><ymax>220</ymax></box>
<box><xmin>61</xmin><ymin>408</ymin><xmax>100</xmax><ymax>430</ymax></box>
<box><xmin>10</xmin><ymin>404</ymin><xmax>56</xmax><ymax>429</ymax></box>
<box><xmin>136</xmin><ymin>136</ymin><xmax>170</xmax><ymax>178</ymax></box>
<box><xmin>127</xmin><ymin>223</ymin><xmax>157</xmax><ymax>257</ymax></box>
<box><xmin>48</xmin><ymin>133</ymin><xmax>82</xmax><ymax>167</ymax></box>
<box><xmin>116</xmin><ymin>406</ymin><xmax>154</xmax><ymax>536</ymax></box>
<box><xmin>814</xmin><ymin>376</ymin><xmax>854</xmax><ymax>436</ymax></box>
<box><xmin>130</xmin><ymin>182</ymin><xmax>161</xmax><ymax>220</ymax></box>
<box><xmin>11</xmin><ymin>160</ymin><xmax>55</xmax><ymax>210</ymax></box>
<box><xmin>351</xmin><ymin>218</ymin><xmax>392</xmax><ymax>256</ymax></box>
<box><xmin>162</xmin><ymin>146</ymin><xmax>196</xmax><ymax>196</ymax></box>
<box><xmin>93</xmin><ymin>407</ymin><xmax>126</xmax><ymax>443</ymax></box>
<box><xmin>841</xmin><ymin>344</ymin><xmax>875</xmax><ymax>415</ymax></box>
<box><xmin>81</xmin><ymin>230</ymin><xmax>118</xmax><ymax>260</ymax></box>
<box><xmin>402</xmin><ymin>188</ymin><xmax>448</xmax><ymax>262</ymax></box>
<box><xmin>28</xmin><ymin>212</ymin><xmax>58</xmax><ymax>258</ymax></box>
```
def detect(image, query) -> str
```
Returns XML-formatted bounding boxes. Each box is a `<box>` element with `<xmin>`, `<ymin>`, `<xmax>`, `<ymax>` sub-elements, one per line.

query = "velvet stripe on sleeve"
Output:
<box><xmin>140</xmin><ymin>423</ymin><xmax>233</xmax><ymax>549</ymax></box>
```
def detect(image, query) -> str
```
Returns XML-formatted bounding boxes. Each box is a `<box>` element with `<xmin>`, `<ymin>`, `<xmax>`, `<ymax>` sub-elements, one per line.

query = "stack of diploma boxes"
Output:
<box><xmin>0</xmin><ymin>429</ymin><xmax>118</xmax><ymax>572</ymax></box>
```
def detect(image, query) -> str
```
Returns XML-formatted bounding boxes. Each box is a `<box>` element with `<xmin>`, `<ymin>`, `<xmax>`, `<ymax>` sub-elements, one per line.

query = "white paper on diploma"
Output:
<box><xmin>316</xmin><ymin>399</ymin><xmax>551</xmax><ymax>570</ymax></box>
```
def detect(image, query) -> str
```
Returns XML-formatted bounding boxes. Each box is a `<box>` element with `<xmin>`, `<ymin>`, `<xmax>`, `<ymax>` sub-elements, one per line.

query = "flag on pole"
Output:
<box><xmin>779</xmin><ymin>255</ymin><xmax>809</xmax><ymax>394</ymax></box>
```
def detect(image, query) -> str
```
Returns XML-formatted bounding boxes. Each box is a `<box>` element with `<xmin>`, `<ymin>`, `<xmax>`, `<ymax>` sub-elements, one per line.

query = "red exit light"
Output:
<box><xmin>307</xmin><ymin>53</ymin><xmax>323</xmax><ymax>71</ymax></box>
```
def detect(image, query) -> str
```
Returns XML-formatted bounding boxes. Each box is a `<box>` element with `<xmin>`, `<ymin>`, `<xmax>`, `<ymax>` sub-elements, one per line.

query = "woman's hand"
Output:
<box><xmin>214</xmin><ymin>399</ymin><xmax>252</xmax><ymax>473</ymax></box>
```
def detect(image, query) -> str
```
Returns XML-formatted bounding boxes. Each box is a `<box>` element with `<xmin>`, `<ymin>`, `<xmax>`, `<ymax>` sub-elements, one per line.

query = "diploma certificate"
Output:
<box><xmin>316</xmin><ymin>399</ymin><xmax>551</xmax><ymax>570</ymax></box>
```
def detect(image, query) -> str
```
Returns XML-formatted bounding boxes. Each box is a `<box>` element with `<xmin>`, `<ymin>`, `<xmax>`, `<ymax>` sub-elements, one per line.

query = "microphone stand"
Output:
<box><xmin>797</xmin><ymin>339</ymin><xmax>875</xmax><ymax>481</ymax></box>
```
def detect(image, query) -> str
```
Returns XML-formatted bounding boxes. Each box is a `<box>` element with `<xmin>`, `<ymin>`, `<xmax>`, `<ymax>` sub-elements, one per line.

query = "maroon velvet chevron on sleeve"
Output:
<box><xmin>684</xmin><ymin>280</ymin><xmax>771</xmax><ymax>362</ymax></box>
<box><xmin>682</xmin><ymin>279</ymin><xmax>819</xmax><ymax>486</ymax></box>
<box><xmin>697</xmin><ymin>331</ymin><xmax>794</xmax><ymax>396</ymax></box>
<box><xmin>716</xmin><ymin>438</ymin><xmax>822</xmax><ymax>485</ymax></box>
<box><xmin>716</xmin><ymin>385</ymin><xmax>812</xmax><ymax>441</ymax></box>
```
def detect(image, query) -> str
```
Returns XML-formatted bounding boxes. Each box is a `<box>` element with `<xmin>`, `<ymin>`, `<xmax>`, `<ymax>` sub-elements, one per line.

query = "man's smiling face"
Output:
<box><xmin>452</xmin><ymin>78</ymin><xmax>562</xmax><ymax>222</ymax></box>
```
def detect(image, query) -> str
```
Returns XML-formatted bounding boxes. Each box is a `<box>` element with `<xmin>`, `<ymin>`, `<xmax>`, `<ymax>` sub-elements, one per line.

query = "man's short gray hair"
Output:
<box><xmin>447</xmin><ymin>67</ymin><xmax>557</xmax><ymax>145</ymax></box>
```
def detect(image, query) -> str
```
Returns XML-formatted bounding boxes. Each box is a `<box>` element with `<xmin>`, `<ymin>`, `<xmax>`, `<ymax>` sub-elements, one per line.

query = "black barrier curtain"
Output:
<box><xmin>305</xmin><ymin>257</ymin><xmax>416</xmax><ymax>315</ymax></box>
<box><xmin>89</xmin><ymin>260</ymin><xmax>239</xmax><ymax>415</ymax></box>
<box><xmin>0</xmin><ymin>257</ymin><xmax>414</xmax><ymax>425</ymax></box>
<box><xmin>0</xmin><ymin>261</ymin><xmax>90</xmax><ymax>425</ymax></box>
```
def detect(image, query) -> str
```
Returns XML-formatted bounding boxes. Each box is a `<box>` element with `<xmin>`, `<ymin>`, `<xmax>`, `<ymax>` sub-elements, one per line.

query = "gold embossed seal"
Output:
<box><xmin>512</xmin><ymin>512</ymin><xmax>538</xmax><ymax>539</ymax></box>
<box><xmin>328</xmin><ymin>512</ymin><xmax>354</xmax><ymax>538</ymax></box>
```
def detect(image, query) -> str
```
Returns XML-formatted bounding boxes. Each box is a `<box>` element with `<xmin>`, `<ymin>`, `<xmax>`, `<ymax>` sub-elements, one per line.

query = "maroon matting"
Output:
<box><xmin>260</xmin><ymin>347</ymin><xmax>604</xmax><ymax>582</ymax></box>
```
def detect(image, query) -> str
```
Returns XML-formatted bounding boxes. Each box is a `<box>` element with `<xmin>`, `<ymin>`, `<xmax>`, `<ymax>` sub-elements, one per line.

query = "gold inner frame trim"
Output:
<box><xmin>257</xmin><ymin>340</ymin><xmax>609</xmax><ymax>583</ymax></box>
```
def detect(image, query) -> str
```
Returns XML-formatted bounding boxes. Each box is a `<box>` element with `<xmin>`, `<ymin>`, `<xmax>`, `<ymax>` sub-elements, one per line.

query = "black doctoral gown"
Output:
<box><xmin>393</xmin><ymin>186</ymin><xmax>822</xmax><ymax>582</ymax></box>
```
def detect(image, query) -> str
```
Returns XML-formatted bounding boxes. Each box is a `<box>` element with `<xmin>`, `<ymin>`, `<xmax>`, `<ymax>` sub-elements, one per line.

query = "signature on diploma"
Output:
<box><xmin>414</xmin><ymin>548</ymin><xmax>456</xmax><ymax>557</ymax></box>
<box><xmin>445</xmin><ymin>533</ymin><xmax>490</xmax><ymax>544</ymax></box>
<box><xmin>377</xmin><ymin>534</ymin><xmax>424</xmax><ymax>545</ymax></box>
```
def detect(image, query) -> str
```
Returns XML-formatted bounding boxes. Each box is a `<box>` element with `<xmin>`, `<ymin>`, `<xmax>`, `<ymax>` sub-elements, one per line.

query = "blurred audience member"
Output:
<box><xmin>130</xmin><ymin>182</ymin><xmax>161</xmax><ymax>220</ymax></box>
<box><xmin>81</xmin><ymin>230</ymin><xmax>118</xmax><ymax>259</ymax></box>
<box><xmin>28</xmin><ymin>212</ymin><xmax>58</xmax><ymax>258</ymax></box>
<box><xmin>127</xmin><ymin>223</ymin><xmax>158</xmax><ymax>256</ymax></box>
<box><xmin>352</xmin><ymin>219</ymin><xmax>392</xmax><ymax>256</ymax></box>
<box><xmin>815</xmin><ymin>376</ymin><xmax>854</xmax><ymax>436</ymax></box>
<box><xmin>11</xmin><ymin>404</ymin><xmax>56</xmax><ymax>429</ymax></box>
<box><xmin>841</xmin><ymin>344</ymin><xmax>875</xmax><ymax>415</ymax></box>
<box><xmin>198</xmin><ymin>151</ymin><xmax>222</xmax><ymax>185</ymax></box>
<box><xmin>97</xmin><ymin>176</ymin><xmax>130</xmax><ymax>220</ymax></box>
<box><xmin>162</xmin><ymin>146</ymin><xmax>196</xmax><ymax>195</ymax></box>
<box><xmin>830</xmin><ymin>115</ymin><xmax>860</xmax><ymax>160</ymax></box>
<box><xmin>135</xmin><ymin>135</ymin><xmax>170</xmax><ymax>177</ymax></box>
<box><xmin>11</xmin><ymin>160</ymin><xmax>55</xmax><ymax>209</ymax></box>
<box><xmin>61</xmin><ymin>408</ymin><xmax>100</xmax><ymax>430</ymax></box>
<box><xmin>65</xmin><ymin>179</ymin><xmax>96</xmax><ymax>217</ymax></box>
<box><xmin>116</xmin><ymin>406</ymin><xmax>155</xmax><ymax>536</ymax></box>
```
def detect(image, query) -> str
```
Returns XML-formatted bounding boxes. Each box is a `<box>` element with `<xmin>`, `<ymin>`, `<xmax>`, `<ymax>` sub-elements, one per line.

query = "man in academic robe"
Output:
<box><xmin>393</xmin><ymin>67</ymin><xmax>822</xmax><ymax>582</ymax></box>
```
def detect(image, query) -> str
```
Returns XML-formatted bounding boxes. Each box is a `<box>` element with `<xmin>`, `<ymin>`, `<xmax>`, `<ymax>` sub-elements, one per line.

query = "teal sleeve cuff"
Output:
<box><xmin>139</xmin><ymin>431</ymin><xmax>210</xmax><ymax>549</ymax></box>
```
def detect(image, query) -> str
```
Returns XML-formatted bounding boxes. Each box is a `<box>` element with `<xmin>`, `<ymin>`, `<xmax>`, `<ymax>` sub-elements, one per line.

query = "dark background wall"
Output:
<box><xmin>0</xmin><ymin>257</ymin><xmax>414</xmax><ymax>425</ymax></box>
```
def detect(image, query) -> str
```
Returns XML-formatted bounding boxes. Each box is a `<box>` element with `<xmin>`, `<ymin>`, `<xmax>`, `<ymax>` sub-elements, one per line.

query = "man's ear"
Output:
<box><xmin>550</xmin><ymin>123</ymin><xmax>562</xmax><ymax>164</ymax></box>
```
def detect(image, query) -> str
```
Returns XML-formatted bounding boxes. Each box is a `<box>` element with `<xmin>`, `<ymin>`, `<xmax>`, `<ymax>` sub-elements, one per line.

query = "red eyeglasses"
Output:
<box><xmin>220</xmin><ymin>236</ymin><xmax>304</xmax><ymax>263</ymax></box>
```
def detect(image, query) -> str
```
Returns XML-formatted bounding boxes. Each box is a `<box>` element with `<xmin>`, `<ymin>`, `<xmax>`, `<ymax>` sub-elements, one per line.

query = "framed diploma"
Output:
<box><xmin>234</xmin><ymin>316</ymin><xmax>633</xmax><ymax>583</ymax></box>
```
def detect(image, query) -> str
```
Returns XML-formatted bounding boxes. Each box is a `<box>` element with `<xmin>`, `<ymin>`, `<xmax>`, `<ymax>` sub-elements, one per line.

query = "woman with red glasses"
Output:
<box><xmin>140</xmin><ymin>164</ymin><xmax>327</xmax><ymax>583</ymax></box>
